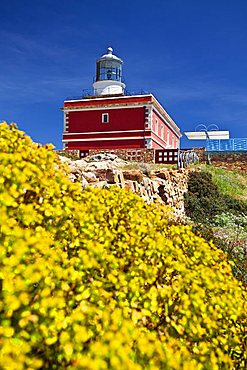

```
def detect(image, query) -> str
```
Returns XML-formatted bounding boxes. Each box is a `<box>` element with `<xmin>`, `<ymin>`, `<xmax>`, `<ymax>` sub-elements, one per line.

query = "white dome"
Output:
<box><xmin>97</xmin><ymin>47</ymin><xmax>123</xmax><ymax>63</ymax></box>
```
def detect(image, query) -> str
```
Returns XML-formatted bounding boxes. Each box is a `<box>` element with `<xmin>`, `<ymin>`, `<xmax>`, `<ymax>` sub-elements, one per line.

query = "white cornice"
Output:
<box><xmin>64</xmin><ymin>94</ymin><xmax>152</xmax><ymax>103</ymax></box>
<box><xmin>62</xmin><ymin>104</ymin><xmax>150</xmax><ymax>112</ymax></box>
<box><xmin>63</xmin><ymin>136</ymin><xmax>145</xmax><ymax>142</ymax></box>
<box><xmin>63</xmin><ymin>129</ymin><xmax>145</xmax><ymax>136</ymax></box>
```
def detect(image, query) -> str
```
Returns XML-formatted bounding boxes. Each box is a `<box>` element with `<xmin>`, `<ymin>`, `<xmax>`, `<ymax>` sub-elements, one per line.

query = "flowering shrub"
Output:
<box><xmin>212</xmin><ymin>213</ymin><xmax>247</xmax><ymax>284</ymax></box>
<box><xmin>0</xmin><ymin>123</ymin><xmax>246</xmax><ymax>369</ymax></box>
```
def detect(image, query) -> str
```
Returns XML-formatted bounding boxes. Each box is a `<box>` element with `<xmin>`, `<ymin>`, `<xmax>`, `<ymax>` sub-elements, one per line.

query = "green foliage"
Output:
<box><xmin>184</xmin><ymin>171</ymin><xmax>226</xmax><ymax>223</ymax></box>
<box><xmin>57</xmin><ymin>150</ymin><xmax>80</xmax><ymax>161</ymax></box>
<box><xmin>0</xmin><ymin>123</ymin><xmax>247</xmax><ymax>369</ymax></box>
<box><xmin>184</xmin><ymin>170</ymin><xmax>247</xmax><ymax>284</ymax></box>
<box><xmin>202</xmin><ymin>165</ymin><xmax>247</xmax><ymax>203</ymax></box>
<box><xmin>184</xmin><ymin>171</ymin><xmax>247</xmax><ymax>224</ymax></box>
<box><xmin>213</xmin><ymin>213</ymin><xmax>247</xmax><ymax>229</ymax></box>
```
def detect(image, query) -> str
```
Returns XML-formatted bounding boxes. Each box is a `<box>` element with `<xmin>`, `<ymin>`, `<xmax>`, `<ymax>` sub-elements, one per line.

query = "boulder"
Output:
<box><xmin>81</xmin><ymin>176</ymin><xmax>89</xmax><ymax>189</ymax></box>
<box><xmin>81</xmin><ymin>171</ymin><xmax>98</xmax><ymax>183</ymax></box>
<box><xmin>86</xmin><ymin>153</ymin><xmax>118</xmax><ymax>162</ymax></box>
<box><xmin>122</xmin><ymin>170</ymin><xmax>143</xmax><ymax>183</ymax></box>
<box><xmin>74</xmin><ymin>159</ymin><xmax>88</xmax><ymax>168</ymax></box>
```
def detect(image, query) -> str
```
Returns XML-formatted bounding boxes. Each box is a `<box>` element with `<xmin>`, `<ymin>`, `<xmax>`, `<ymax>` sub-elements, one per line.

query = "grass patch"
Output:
<box><xmin>198</xmin><ymin>164</ymin><xmax>247</xmax><ymax>203</ymax></box>
<box><xmin>122</xmin><ymin>162</ymin><xmax>177</xmax><ymax>174</ymax></box>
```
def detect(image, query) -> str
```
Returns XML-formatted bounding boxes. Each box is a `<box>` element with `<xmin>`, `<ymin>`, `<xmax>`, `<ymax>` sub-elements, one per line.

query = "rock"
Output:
<box><xmin>81</xmin><ymin>176</ymin><xmax>89</xmax><ymax>189</ymax></box>
<box><xmin>68</xmin><ymin>162</ymin><xmax>82</xmax><ymax>174</ymax></box>
<box><xmin>74</xmin><ymin>159</ymin><xmax>87</xmax><ymax>168</ymax></box>
<box><xmin>154</xmin><ymin>170</ymin><xmax>169</xmax><ymax>180</ymax></box>
<box><xmin>81</xmin><ymin>171</ymin><xmax>98</xmax><ymax>183</ymax></box>
<box><xmin>105</xmin><ymin>169</ymin><xmax>118</xmax><ymax>184</ymax></box>
<box><xmin>69</xmin><ymin>173</ymin><xmax>77</xmax><ymax>182</ymax></box>
<box><xmin>92</xmin><ymin>169</ymin><xmax>109</xmax><ymax>181</ymax></box>
<box><xmin>122</xmin><ymin>170</ymin><xmax>143</xmax><ymax>183</ymax></box>
<box><xmin>86</xmin><ymin>153</ymin><xmax>118</xmax><ymax>162</ymax></box>
<box><xmin>87</xmin><ymin>161</ymin><xmax>112</xmax><ymax>170</ymax></box>
<box><xmin>60</xmin><ymin>154</ymin><xmax>191</xmax><ymax>217</ymax></box>
<box><xmin>124</xmin><ymin>180</ymin><xmax>135</xmax><ymax>193</ymax></box>
<box><xmin>91</xmin><ymin>181</ymin><xmax>108</xmax><ymax>189</ymax></box>
<box><xmin>59</xmin><ymin>155</ymin><xmax>72</xmax><ymax>164</ymax></box>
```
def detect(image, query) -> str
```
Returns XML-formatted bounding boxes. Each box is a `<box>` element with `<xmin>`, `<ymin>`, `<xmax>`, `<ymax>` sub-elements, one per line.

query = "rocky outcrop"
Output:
<box><xmin>58</xmin><ymin>154</ymin><xmax>189</xmax><ymax>216</ymax></box>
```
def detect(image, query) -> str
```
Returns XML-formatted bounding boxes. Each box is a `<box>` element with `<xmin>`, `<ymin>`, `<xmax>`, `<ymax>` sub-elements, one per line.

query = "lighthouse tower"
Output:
<box><xmin>93</xmin><ymin>47</ymin><xmax>126</xmax><ymax>96</ymax></box>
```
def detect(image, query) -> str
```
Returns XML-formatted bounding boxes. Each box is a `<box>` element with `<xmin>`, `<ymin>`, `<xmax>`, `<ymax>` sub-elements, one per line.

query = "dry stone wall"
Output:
<box><xmin>194</xmin><ymin>148</ymin><xmax>247</xmax><ymax>172</ymax></box>
<box><xmin>59</xmin><ymin>154</ymin><xmax>189</xmax><ymax>217</ymax></box>
<box><xmin>89</xmin><ymin>149</ymin><xmax>155</xmax><ymax>163</ymax></box>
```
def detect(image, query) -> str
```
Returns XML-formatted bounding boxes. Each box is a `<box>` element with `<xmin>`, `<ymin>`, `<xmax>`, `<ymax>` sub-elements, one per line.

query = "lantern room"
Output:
<box><xmin>93</xmin><ymin>47</ymin><xmax>126</xmax><ymax>96</ymax></box>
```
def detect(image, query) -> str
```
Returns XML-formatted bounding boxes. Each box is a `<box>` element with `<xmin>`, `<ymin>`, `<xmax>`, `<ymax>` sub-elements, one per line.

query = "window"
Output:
<box><xmin>102</xmin><ymin>113</ymin><xmax>109</xmax><ymax>123</ymax></box>
<box><xmin>167</xmin><ymin>131</ymin><xmax>170</xmax><ymax>146</ymax></box>
<box><xmin>161</xmin><ymin>125</ymin><xmax>164</xmax><ymax>139</ymax></box>
<box><xmin>155</xmin><ymin>119</ymin><xmax>158</xmax><ymax>133</ymax></box>
<box><xmin>172</xmin><ymin>136</ymin><xmax>174</xmax><ymax>148</ymax></box>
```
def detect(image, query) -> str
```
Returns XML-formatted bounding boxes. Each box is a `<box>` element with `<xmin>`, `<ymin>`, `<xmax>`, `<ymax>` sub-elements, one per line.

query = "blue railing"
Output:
<box><xmin>206</xmin><ymin>138</ymin><xmax>247</xmax><ymax>152</ymax></box>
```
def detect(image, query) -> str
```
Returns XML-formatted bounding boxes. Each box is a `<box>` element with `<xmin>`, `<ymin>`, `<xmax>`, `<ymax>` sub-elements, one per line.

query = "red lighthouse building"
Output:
<box><xmin>62</xmin><ymin>47</ymin><xmax>181</xmax><ymax>152</ymax></box>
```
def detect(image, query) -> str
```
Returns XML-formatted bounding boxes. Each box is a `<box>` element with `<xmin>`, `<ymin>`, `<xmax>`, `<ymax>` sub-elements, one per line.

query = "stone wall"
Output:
<box><xmin>209</xmin><ymin>153</ymin><xmax>247</xmax><ymax>172</ymax></box>
<box><xmin>193</xmin><ymin>148</ymin><xmax>208</xmax><ymax>162</ymax></box>
<box><xmin>88</xmin><ymin>148</ymin><xmax>155</xmax><ymax>163</ymax></box>
<box><xmin>209</xmin><ymin>152</ymin><xmax>247</xmax><ymax>162</ymax></box>
<box><xmin>57</xmin><ymin>149</ymin><xmax>155</xmax><ymax>162</ymax></box>
<box><xmin>59</xmin><ymin>155</ymin><xmax>189</xmax><ymax>217</ymax></box>
<box><xmin>193</xmin><ymin>148</ymin><xmax>247</xmax><ymax>172</ymax></box>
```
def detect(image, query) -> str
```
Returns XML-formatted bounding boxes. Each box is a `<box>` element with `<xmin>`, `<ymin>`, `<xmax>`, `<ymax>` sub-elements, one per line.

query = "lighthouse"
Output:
<box><xmin>93</xmin><ymin>47</ymin><xmax>126</xmax><ymax>96</ymax></box>
<box><xmin>62</xmin><ymin>47</ymin><xmax>181</xmax><ymax>153</ymax></box>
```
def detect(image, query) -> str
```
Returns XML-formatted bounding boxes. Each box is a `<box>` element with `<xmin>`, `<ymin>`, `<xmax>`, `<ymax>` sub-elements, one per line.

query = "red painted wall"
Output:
<box><xmin>63</xmin><ymin>95</ymin><xmax>181</xmax><ymax>150</ymax></box>
<box><xmin>67</xmin><ymin>107</ymin><xmax>145</xmax><ymax>133</ymax></box>
<box><xmin>67</xmin><ymin>139</ymin><xmax>145</xmax><ymax>150</ymax></box>
<box><xmin>152</xmin><ymin>110</ymin><xmax>179</xmax><ymax>148</ymax></box>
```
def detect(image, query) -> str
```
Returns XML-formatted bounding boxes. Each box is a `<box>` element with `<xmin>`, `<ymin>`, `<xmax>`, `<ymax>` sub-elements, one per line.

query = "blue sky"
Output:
<box><xmin>1</xmin><ymin>0</ymin><xmax>247</xmax><ymax>149</ymax></box>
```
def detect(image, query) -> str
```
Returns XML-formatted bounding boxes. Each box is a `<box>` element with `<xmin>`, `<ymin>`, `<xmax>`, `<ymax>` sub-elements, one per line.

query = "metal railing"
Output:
<box><xmin>178</xmin><ymin>150</ymin><xmax>199</xmax><ymax>168</ymax></box>
<box><xmin>65</xmin><ymin>89</ymin><xmax>151</xmax><ymax>101</ymax></box>
<box><xmin>124</xmin><ymin>89</ymin><xmax>150</xmax><ymax>96</ymax></box>
<box><xmin>206</xmin><ymin>138</ymin><xmax>247</xmax><ymax>152</ymax></box>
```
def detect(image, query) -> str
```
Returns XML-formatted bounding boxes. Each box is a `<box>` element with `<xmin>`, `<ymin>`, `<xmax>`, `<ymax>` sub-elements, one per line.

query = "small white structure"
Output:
<box><xmin>184</xmin><ymin>131</ymin><xmax>230</xmax><ymax>140</ymax></box>
<box><xmin>93</xmin><ymin>47</ymin><xmax>126</xmax><ymax>96</ymax></box>
<box><xmin>185</xmin><ymin>124</ymin><xmax>229</xmax><ymax>140</ymax></box>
